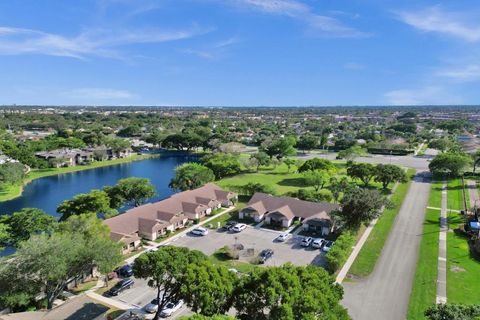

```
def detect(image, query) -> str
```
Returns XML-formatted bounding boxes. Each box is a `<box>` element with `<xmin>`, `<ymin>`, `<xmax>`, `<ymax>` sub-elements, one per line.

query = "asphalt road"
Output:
<box><xmin>341</xmin><ymin>171</ymin><xmax>431</xmax><ymax>320</ymax></box>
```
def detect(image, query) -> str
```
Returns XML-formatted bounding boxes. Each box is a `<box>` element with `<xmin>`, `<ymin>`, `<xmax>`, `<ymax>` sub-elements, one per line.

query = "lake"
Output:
<box><xmin>0</xmin><ymin>153</ymin><xmax>196</xmax><ymax>217</ymax></box>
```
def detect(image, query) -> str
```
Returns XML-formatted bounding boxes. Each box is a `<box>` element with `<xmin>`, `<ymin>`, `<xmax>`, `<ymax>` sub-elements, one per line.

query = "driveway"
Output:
<box><xmin>341</xmin><ymin>171</ymin><xmax>431</xmax><ymax>320</ymax></box>
<box><xmin>167</xmin><ymin>226</ymin><xmax>326</xmax><ymax>267</ymax></box>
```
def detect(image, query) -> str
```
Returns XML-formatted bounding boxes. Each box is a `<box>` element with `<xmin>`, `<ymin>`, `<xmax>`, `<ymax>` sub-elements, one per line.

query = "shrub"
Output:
<box><xmin>325</xmin><ymin>231</ymin><xmax>355</xmax><ymax>274</ymax></box>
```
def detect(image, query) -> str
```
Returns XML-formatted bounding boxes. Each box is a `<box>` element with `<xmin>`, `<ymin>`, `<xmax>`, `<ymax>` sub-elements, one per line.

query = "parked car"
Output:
<box><xmin>145</xmin><ymin>298</ymin><xmax>159</xmax><ymax>314</ymax></box>
<box><xmin>107</xmin><ymin>278</ymin><xmax>134</xmax><ymax>296</ymax></box>
<box><xmin>191</xmin><ymin>227</ymin><xmax>208</xmax><ymax>236</ymax></box>
<box><xmin>232</xmin><ymin>223</ymin><xmax>247</xmax><ymax>232</ymax></box>
<box><xmin>275</xmin><ymin>233</ymin><xmax>290</xmax><ymax>242</ymax></box>
<box><xmin>259</xmin><ymin>249</ymin><xmax>274</xmax><ymax>264</ymax></box>
<box><xmin>301</xmin><ymin>237</ymin><xmax>313</xmax><ymax>247</ymax></box>
<box><xmin>322</xmin><ymin>240</ymin><xmax>334</xmax><ymax>252</ymax></box>
<box><xmin>312</xmin><ymin>238</ymin><xmax>325</xmax><ymax>249</ymax></box>
<box><xmin>160</xmin><ymin>300</ymin><xmax>184</xmax><ymax>317</ymax></box>
<box><xmin>222</xmin><ymin>220</ymin><xmax>238</xmax><ymax>231</ymax></box>
<box><xmin>116</xmin><ymin>264</ymin><xmax>133</xmax><ymax>277</ymax></box>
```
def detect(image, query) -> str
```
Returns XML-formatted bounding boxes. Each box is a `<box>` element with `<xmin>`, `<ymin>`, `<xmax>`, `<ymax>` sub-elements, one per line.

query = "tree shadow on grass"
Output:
<box><xmin>277</xmin><ymin>177</ymin><xmax>306</xmax><ymax>187</ymax></box>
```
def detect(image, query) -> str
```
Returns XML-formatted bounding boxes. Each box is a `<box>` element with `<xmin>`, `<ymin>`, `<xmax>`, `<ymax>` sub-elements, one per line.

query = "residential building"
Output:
<box><xmin>104</xmin><ymin>183</ymin><xmax>237</xmax><ymax>253</ymax></box>
<box><xmin>240</xmin><ymin>193</ymin><xmax>339</xmax><ymax>235</ymax></box>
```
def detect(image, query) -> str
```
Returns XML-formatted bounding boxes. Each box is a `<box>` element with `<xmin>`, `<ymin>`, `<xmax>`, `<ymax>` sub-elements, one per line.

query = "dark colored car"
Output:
<box><xmin>116</xmin><ymin>264</ymin><xmax>133</xmax><ymax>278</ymax></box>
<box><xmin>259</xmin><ymin>249</ymin><xmax>274</xmax><ymax>264</ymax></box>
<box><xmin>107</xmin><ymin>278</ymin><xmax>134</xmax><ymax>296</ymax></box>
<box><xmin>222</xmin><ymin>220</ymin><xmax>237</xmax><ymax>231</ymax></box>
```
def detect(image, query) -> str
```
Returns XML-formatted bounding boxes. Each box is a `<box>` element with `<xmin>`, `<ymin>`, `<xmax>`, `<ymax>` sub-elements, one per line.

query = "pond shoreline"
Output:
<box><xmin>0</xmin><ymin>153</ymin><xmax>160</xmax><ymax>203</ymax></box>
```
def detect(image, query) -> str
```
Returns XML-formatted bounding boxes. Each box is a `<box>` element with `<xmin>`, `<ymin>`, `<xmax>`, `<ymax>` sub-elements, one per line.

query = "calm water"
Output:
<box><xmin>0</xmin><ymin>153</ymin><xmax>196</xmax><ymax>217</ymax></box>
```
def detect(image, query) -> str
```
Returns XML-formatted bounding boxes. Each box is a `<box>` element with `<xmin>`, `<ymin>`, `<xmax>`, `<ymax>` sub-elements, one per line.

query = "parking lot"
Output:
<box><xmin>166</xmin><ymin>226</ymin><xmax>326</xmax><ymax>267</ymax></box>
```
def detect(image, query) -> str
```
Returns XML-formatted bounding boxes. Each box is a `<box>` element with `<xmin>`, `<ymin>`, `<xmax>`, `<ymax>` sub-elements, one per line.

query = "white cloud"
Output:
<box><xmin>230</xmin><ymin>0</ymin><xmax>367</xmax><ymax>38</ymax></box>
<box><xmin>0</xmin><ymin>26</ymin><xmax>212</xmax><ymax>59</ymax></box>
<box><xmin>62</xmin><ymin>88</ymin><xmax>136</xmax><ymax>100</ymax></box>
<box><xmin>437</xmin><ymin>64</ymin><xmax>480</xmax><ymax>82</ymax></box>
<box><xmin>384</xmin><ymin>86</ymin><xmax>461</xmax><ymax>105</ymax></box>
<box><xmin>396</xmin><ymin>6</ymin><xmax>480</xmax><ymax>42</ymax></box>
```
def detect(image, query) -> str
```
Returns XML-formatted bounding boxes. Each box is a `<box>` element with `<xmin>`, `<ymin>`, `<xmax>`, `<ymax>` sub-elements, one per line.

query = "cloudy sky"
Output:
<box><xmin>0</xmin><ymin>0</ymin><xmax>479</xmax><ymax>106</ymax></box>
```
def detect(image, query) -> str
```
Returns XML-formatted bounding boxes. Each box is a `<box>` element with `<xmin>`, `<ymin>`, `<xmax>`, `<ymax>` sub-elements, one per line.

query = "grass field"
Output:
<box><xmin>348</xmin><ymin>168</ymin><xmax>416</xmax><ymax>277</ymax></box>
<box><xmin>407</xmin><ymin>208</ymin><xmax>440</xmax><ymax>320</ymax></box>
<box><xmin>428</xmin><ymin>179</ymin><xmax>443</xmax><ymax>208</ymax></box>
<box><xmin>447</xmin><ymin>178</ymin><xmax>465</xmax><ymax>211</ymax></box>
<box><xmin>446</xmin><ymin>211</ymin><xmax>480</xmax><ymax>304</ymax></box>
<box><xmin>0</xmin><ymin>154</ymin><xmax>158</xmax><ymax>203</ymax></box>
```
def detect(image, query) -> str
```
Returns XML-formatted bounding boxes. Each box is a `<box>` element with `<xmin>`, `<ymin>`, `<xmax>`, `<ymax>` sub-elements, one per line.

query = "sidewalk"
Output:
<box><xmin>436</xmin><ymin>182</ymin><xmax>447</xmax><ymax>304</ymax></box>
<box><xmin>125</xmin><ymin>206</ymin><xmax>236</xmax><ymax>264</ymax></box>
<box><xmin>86</xmin><ymin>292</ymin><xmax>132</xmax><ymax>310</ymax></box>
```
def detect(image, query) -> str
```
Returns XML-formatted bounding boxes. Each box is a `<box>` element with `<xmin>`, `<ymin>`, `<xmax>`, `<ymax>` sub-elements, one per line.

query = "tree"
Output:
<box><xmin>105</xmin><ymin>137</ymin><xmax>131</xmax><ymax>153</ymax></box>
<box><xmin>473</xmin><ymin>150</ymin><xmax>480</xmax><ymax>172</ymax></box>
<box><xmin>287</xmin><ymin>189</ymin><xmax>332</xmax><ymax>203</ymax></box>
<box><xmin>0</xmin><ymin>162</ymin><xmax>25</xmax><ymax>187</ymax></box>
<box><xmin>260</xmin><ymin>136</ymin><xmax>297</xmax><ymax>160</ymax></box>
<box><xmin>337</xmin><ymin>187</ymin><xmax>388</xmax><ymax>230</ymax></box>
<box><xmin>4</xmin><ymin>208</ymin><xmax>57</xmax><ymax>245</ymax></box>
<box><xmin>283</xmin><ymin>158</ymin><xmax>297</xmax><ymax>173</ymax></box>
<box><xmin>146</xmin><ymin>130</ymin><xmax>167</xmax><ymax>148</ymax></box>
<box><xmin>347</xmin><ymin>163</ymin><xmax>376</xmax><ymax>187</ymax></box>
<box><xmin>429</xmin><ymin>138</ymin><xmax>453</xmax><ymax>153</ymax></box>
<box><xmin>179</xmin><ymin>316</ymin><xmax>235</xmax><ymax>320</ymax></box>
<box><xmin>325</xmin><ymin>231</ymin><xmax>355</xmax><ymax>273</ymax></box>
<box><xmin>250</xmin><ymin>152</ymin><xmax>271</xmax><ymax>172</ymax></box>
<box><xmin>298</xmin><ymin>158</ymin><xmax>336</xmax><ymax>173</ymax></box>
<box><xmin>374</xmin><ymin>164</ymin><xmax>407</xmax><ymax>189</ymax></box>
<box><xmin>296</xmin><ymin>135</ymin><xmax>318</xmax><ymax>153</ymax></box>
<box><xmin>337</xmin><ymin>145</ymin><xmax>365</xmax><ymax>162</ymax></box>
<box><xmin>105</xmin><ymin>177</ymin><xmax>156</xmax><ymax>207</ymax></box>
<box><xmin>233</xmin><ymin>264</ymin><xmax>350</xmax><ymax>320</ymax></box>
<box><xmin>429</xmin><ymin>152</ymin><xmax>472</xmax><ymax>177</ymax></box>
<box><xmin>202</xmin><ymin>153</ymin><xmax>241</xmax><ymax>179</ymax></box>
<box><xmin>0</xmin><ymin>231</ymin><xmax>122</xmax><ymax>310</ymax></box>
<box><xmin>133</xmin><ymin>246</ymin><xmax>208</xmax><ymax>320</ymax></box>
<box><xmin>181</xmin><ymin>261</ymin><xmax>236</xmax><ymax>316</ymax></box>
<box><xmin>0</xmin><ymin>222</ymin><xmax>9</xmax><ymax>249</ymax></box>
<box><xmin>57</xmin><ymin>189</ymin><xmax>111</xmax><ymax>221</ymax></box>
<box><xmin>169</xmin><ymin>163</ymin><xmax>215</xmax><ymax>191</ymax></box>
<box><xmin>304</xmin><ymin>170</ymin><xmax>330</xmax><ymax>192</ymax></box>
<box><xmin>425</xmin><ymin>303</ymin><xmax>480</xmax><ymax>320</ymax></box>
<box><xmin>328</xmin><ymin>176</ymin><xmax>352</xmax><ymax>203</ymax></box>
<box><xmin>234</xmin><ymin>182</ymin><xmax>277</xmax><ymax>196</ymax></box>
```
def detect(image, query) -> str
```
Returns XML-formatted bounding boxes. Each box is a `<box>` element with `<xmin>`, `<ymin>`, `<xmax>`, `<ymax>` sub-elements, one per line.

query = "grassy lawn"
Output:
<box><xmin>69</xmin><ymin>279</ymin><xmax>98</xmax><ymax>294</ymax></box>
<box><xmin>428</xmin><ymin>179</ymin><xmax>443</xmax><ymax>208</ymax></box>
<box><xmin>446</xmin><ymin>212</ymin><xmax>480</xmax><ymax>304</ymax></box>
<box><xmin>407</xmin><ymin>209</ymin><xmax>440</xmax><ymax>320</ymax></box>
<box><xmin>447</xmin><ymin>178</ymin><xmax>465</xmax><ymax>211</ymax></box>
<box><xmin>0</xmin><ymin>154</ymin><xmax>158</xmax><ymax>203</ymax></box>
<box><xmin>348</xmin><ymin>168</ymin><xmax>416</xmax><ymax>277</ymax></box>
<box><xmin>210</xmin><ymin>248</ymin><xmax>258</xmax><ymax>274</ymax></box>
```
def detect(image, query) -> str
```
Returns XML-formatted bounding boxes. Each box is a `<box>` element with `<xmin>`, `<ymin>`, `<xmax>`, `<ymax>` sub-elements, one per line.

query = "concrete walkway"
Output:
<box><xmin>467</xmin><ymin>180</ymin><xmax>479</xmax><ymax>209</ymax></box>
<box><xmin>125</xmin><ymin>206</ymin><xmax>236</xmax><ymax>264</ymax></box>
<box><xmin>436</xmin><ymin>182</ymin><xmax>448</xmax><ymax>304</ymax></box>
<box><xmin>342</xmin><ymin>172</ymin><xmax>431</xmax><ymax>320</ymax></box>
<box><xmin>87</xmin><ymin>292</ymin><xmax>131</xmax><ymax>310</ymax></box>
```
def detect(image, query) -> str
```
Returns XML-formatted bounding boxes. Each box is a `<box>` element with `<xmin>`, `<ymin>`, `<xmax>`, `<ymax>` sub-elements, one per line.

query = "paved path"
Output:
<box><xmin>342</xmin><ymin>172</ymin><xmax>431</xmax><ymax>320</ymax></box>
<box><xmin>87</xmin><ymin>292</ymin><xmax>131</xmax><ymax>310</ymax></box>
<box><xmin>467</xmin><ymin>180</ymin><xmax>479</xmax><ymax>209</ymax></box>
<box><xmin>436</xmin><ymin>182</ymin><xmax>447</xmax><ymax>304</ymax></box>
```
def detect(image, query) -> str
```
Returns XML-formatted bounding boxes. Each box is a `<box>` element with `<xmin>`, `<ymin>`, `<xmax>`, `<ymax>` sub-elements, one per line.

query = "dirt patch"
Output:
<box><xmin>450</xmin><ymin>265</ymin><xmax>466</xmax><ymax>273</ymax></box>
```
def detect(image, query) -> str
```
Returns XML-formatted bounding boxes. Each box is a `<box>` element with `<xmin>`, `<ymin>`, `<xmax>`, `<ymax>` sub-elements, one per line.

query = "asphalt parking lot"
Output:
<box><xmin>166</xmin><ymin>226</ymin><xmax>326</xmax><ymax>267</ymax></box>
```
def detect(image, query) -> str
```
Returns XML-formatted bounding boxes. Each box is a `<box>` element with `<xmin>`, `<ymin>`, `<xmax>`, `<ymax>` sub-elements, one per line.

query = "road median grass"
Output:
<box><xmin>407</xmin><ymin>208</ymin><xmax>440</xmax><ymax>320</ymax></box>
<box><xmin>0</xmin><ymin>154</ymin><xmax>158</xmax><ymax>203</ymax></box>
<box><xmin>348</xmin><ymin>168</ymin><xmax>416</xmax><ymax>277</ymax></box>
<box><xmin>447</xmin><ymin>178</ymin><xmax>465</xmax><ymax>211</ymax></box>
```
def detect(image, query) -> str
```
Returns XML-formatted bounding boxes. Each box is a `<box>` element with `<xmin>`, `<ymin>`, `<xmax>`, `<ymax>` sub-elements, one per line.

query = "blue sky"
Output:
<box><xmin>0</xmin><ymin>0</ymin><xmax>479</xmax><ymax>106</ymax></box>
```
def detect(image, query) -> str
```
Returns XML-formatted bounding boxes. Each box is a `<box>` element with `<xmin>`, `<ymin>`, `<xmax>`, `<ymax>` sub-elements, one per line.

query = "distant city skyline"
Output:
<box><xmin>0</xmin><ymin>0</ymin><xmax>479</xmax><ymax>106</ymax></box>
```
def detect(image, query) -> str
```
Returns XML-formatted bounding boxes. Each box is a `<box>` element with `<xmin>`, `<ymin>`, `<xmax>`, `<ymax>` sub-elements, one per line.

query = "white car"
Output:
<box><xmin>231</xmin><ymin>223</ymin><xmax>247</xmax><ymax>232</ymax></box>
<box><xmin>160</xmin><ymin>300</ymin><xmax>184</xmax><ymax>317</ymax></box>
<box><xmin>312</xmin><ymin>238</ymin><xmax>325</xmax><ymax>249</ymax></box>
<box><xmin>322</xmin><ymin>240</ymin><xmax>334</xmax><ymax>252</ymax></box>
<box><xmin>276</xmin><ymin>233</ymin><xmax>290</xmax><ymax>242</ymax></box>
<box><xmin>191</xmin><ymin>227</ymin><xmax>208</xmax><ymax>236</ymax></box>
<box><xmin>301</xmin><ymin>237</ymin><xmax>313</xmax><ymax>247</ymax></box>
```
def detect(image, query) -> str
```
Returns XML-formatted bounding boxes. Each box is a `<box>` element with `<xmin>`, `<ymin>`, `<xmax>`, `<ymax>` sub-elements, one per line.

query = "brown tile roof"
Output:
<box><xmin>246</xmin><ymin>192</ymin><xmax>339</xmax><ymax>221</ymax></box>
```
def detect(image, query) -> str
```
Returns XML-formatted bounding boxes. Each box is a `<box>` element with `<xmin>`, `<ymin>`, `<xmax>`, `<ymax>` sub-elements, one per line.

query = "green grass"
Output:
<box><xmin>428</xmin><ymin>179</ymin><xmax>444</xmax><ymax>208</ymax></box>
<box><xmin>348</xmin><ymin>168</ymin><xmax>416</xmax><ymax>277</ymax></box>
<box><xmin>447</xmin><ymin>178</ymin><xmax>465</xmax><ymax>211</ymax></box>
<box><xmin>446</xmin><ymin>212</ymin><xmax>480</xmax><ymax>303</ymax></box>
<box><xmin>0</xmin><ymin>154</ymin><xmax>158</xmax><ymax>203</ymax></box>
<box><xmin>209</xmin><ymin>248</ymin><xmax>258</xmax><ymax>273</ymax></box>
<box><xmin>407</xmin><ymin>209</ymin><xmax>440</xmax><ymax>320</ymax></box>
<box><xmin>70</xmin><ymin>280</ymin><xmax>98</xmax><ymax>294</ymax></box>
